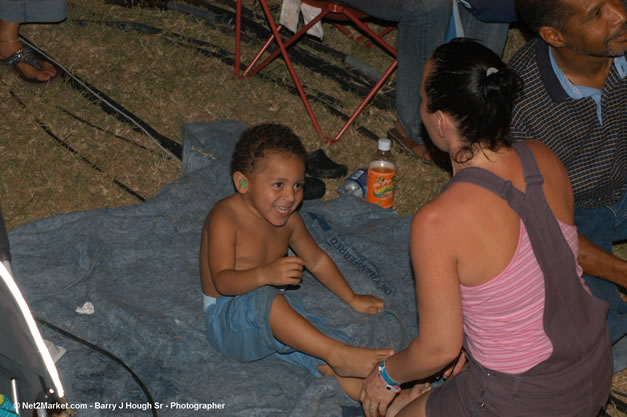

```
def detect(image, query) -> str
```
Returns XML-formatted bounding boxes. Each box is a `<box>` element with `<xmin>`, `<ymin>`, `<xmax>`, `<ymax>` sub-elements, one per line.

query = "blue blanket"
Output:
<box><xmin>9</xmin><ymin>121</ymin><xmax>418</xmax><ymax>416</ymax></box>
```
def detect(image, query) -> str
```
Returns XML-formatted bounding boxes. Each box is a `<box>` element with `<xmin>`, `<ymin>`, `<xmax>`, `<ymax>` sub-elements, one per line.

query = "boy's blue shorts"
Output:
<box><xmin>204</xmin><ymin>286</ymin><xmax>353</xmax><ymax>376</ymax></box>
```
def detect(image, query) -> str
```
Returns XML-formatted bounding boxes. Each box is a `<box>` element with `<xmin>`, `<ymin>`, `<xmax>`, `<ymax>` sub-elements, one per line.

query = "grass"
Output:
<box><xmin>0</xmin><ymin>1</ymin><xmax>625</xmax><ymax>414</ymax></box>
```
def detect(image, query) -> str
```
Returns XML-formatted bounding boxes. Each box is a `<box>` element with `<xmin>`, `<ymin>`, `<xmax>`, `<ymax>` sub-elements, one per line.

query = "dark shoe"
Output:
<box><xmin>2</xmin><ymin>45</ymin><xmax>57</xmax><ymax>84</ymax></box>
<box><xmin>387</xmin><ymin>126</ymin><xmax>433</xmax><ymax>165</ymax></box>
<box><xmin>303</xmin><ymin>176</ymin><xmax>326</xmax><ymax>200</ymax></box>
<box><xmin>306</xmin><ymin>148</ymin><xmax>347</xmax><ymax>179</ymax></box>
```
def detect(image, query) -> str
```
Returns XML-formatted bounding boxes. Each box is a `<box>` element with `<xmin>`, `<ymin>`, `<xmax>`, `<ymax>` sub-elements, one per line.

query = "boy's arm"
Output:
<box><xmin>207</xmin><ymin>208</ymin><xmax>303</xmax><ymax>296</ymax></box>
<box><xmin>288</xmin><ymin>213</ymin><xmax>384</xmax><ymax>313</ymax></box>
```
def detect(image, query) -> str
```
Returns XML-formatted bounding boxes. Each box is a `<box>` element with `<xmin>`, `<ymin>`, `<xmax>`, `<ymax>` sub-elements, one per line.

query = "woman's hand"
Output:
<box><xmin>360</xmin><ymin>365</ymin><xmax>397</xmax><ymax>417</ymax></box>
<box><xmin>349</xmin><ymin>294</ymin><xmax>385</xmax><ymax>314</ymax></box>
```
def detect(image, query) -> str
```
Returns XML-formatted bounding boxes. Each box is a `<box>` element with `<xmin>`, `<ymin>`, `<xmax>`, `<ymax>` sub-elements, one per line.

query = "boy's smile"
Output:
<box><xmin>242</xmin><ymin>152</ymin><xmax>305</xmax><ymax>227</ymax></box>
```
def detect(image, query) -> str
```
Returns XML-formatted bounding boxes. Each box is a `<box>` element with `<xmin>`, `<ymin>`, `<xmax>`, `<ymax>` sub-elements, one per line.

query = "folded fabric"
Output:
<box><xmin>280</xmin><ymin>0</ymin><xmax>324</xmax><ymax>39</ymax></box>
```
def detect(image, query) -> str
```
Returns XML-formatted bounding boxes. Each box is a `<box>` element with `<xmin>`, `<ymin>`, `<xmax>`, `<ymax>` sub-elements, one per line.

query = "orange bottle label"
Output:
<box><xmin>367</xmin><ymin>167</ymin><xmax>395</xmax><ymax>208</ymax></box>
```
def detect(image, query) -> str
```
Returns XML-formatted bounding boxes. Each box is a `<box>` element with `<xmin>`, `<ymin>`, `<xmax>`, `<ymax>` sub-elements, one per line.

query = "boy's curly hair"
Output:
<box><xmin>231</xmin><ymin>124</ymin><xmax>307</xmax><ymax>175</ymax></box>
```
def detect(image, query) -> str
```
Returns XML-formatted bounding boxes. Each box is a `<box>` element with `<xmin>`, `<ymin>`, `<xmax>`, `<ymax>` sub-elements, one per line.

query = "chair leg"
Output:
<box><xmin>235</xmin><ymin>0</ymin><xmax>398</xmax><ymax>144</ymax></box>
<box><xmin>257</xmin><ymin>0</ymin><xmax>325</xmax><ymax>138</ymax></box>
<box><xmin>328</xmin><ymin>60</ymin><xmax>398</xmax><ymax>144</ymax></box>
<box><xmin>242</xmin><ymin>27</ymin><xmax>281</xmax><ymax>78</ymax></box>
<box><xmin>344</xmin><ymin>9</ymin><xmax>396</xmax><ymax>57</ymax></box>
<box><xmin>235</xmin><ymin>0</ymin><xmax>242</xmax><ymax>77</ymax></box>
<box><xmin>245</xmin><ymin>10</ymin><xmax>328</xmax><ymax>79</ymax></box>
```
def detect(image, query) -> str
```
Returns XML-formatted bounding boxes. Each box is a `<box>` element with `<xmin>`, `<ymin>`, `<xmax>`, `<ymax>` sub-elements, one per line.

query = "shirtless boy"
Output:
<box><xmin>199</xmin><ymin>123</ymin><xmax>393</xmax><ymax>399</ymax></box>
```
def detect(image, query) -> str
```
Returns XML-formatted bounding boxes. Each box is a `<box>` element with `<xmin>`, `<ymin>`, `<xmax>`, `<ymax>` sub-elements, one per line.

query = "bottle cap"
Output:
<box><xmin>378</xmin><ymin>138</ymin><xmax>391</xmax><ymax>151</ymax></box>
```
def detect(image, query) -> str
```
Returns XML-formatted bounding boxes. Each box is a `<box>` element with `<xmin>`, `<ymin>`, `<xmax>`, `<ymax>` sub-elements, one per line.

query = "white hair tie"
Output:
<box><xmin>486</xmin><ymin>67</ymin><xmax>499</xmax><ymax>76</ymax></box>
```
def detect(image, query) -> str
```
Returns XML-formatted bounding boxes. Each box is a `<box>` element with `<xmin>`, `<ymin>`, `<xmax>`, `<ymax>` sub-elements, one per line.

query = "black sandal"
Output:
<box><xmin>3</xmin><ymin>45</ymin><xmax>57</xmax><ymax>84</ymax></box>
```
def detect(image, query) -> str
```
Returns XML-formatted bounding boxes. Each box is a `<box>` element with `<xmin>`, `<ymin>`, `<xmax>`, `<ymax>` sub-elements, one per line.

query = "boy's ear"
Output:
<box><xmin>233</xmin><ymin>171</ymin><xmax>248</xmax><ymax>193</ymax></box>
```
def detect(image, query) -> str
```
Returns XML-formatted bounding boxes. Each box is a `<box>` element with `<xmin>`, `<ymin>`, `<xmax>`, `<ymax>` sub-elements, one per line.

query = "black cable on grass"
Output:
<box><xmin>36</xmin><ymin>318</ymin><xmax>159</xmax><ymax>417</ymax></box>
<box><xmin>20</xmin><ymin>36</ymin><xmax>182</xmax><ymax>160</ymax></box>
<box><xmin>9</xmin><ymin>90</ymin><xmax>146</xmax><ymax>203</ymax></box>
<box><xmin>55</xmin><ymin>105</ymin><xmax>164</xmax><ymax>157</ymax></box>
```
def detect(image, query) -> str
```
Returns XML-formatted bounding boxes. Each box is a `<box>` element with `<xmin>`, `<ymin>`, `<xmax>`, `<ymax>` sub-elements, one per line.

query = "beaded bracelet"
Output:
<box><xmin>377</xmin><ymin>361</ymin><xmax>401</xmax><ymax>392</ymax></box>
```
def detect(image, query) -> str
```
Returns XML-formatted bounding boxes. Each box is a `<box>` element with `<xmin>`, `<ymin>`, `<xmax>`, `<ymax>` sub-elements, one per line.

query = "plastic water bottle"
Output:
<box><xmin>337</xmin><ymin>168</ymin><xmax>368</xmax><ymax>198</ymax></box>
<box><xmin>367</xmin><ymin>138</ymin><xmax>396</xmax><ymax>208</ymax></box>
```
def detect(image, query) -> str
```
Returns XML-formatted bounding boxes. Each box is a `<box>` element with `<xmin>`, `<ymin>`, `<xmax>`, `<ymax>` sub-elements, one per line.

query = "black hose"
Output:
<box><xmin>9</xmin><ymin>90</ymin><xmax>146</xmax><ymax>202</ymax></box>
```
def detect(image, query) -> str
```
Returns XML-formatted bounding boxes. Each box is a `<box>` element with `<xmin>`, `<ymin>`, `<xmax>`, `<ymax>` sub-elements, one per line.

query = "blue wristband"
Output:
<box><xmin>378</xmin><ymin>361</ymin><xmax>401</xmax><ymax>388</ymax></box>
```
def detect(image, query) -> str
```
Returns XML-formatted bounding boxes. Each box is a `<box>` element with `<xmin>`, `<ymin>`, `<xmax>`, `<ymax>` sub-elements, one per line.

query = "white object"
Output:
<box><xmin>44</xmin><ymin>339</ymin><xmax>67</xmax><ymax>363</ymax></box>
<box><xmin>75</xmin><ymin>301</ymin><xmax>95</xmax><ymax>315</ymax></box>
<box><xmin>279</xmin><ymin>0</ymin><xmax>324</xmax><ymax>39</ymax></box>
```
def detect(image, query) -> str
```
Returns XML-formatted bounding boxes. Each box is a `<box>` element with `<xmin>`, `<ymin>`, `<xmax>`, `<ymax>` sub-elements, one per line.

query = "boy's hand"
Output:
<box><xmin>263</xmin><ymin>256</ymin><xmax>304</xmax><ymax>287</ymax></box>
<box><xmin>349</xmin><ymin>294</ymin><xmax>385</xmax><ymax>314</ymax></box>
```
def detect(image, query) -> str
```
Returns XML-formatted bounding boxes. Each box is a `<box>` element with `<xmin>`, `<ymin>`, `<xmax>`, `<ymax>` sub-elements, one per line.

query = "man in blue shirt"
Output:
<box><xmin>339</xmin><ymin>0</ymin><xmax>515</xmax><ymax>162</ymax></box>
<box><xmin>510</xmin><ymin>0</ymin><xmax>627</xmax><ymax>372</ymax></box>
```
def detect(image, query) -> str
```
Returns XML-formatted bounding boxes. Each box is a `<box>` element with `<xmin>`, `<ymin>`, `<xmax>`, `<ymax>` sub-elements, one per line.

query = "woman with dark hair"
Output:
<box><xmin>359</xmin><ymin>38</ymin><xmax>612</xmax><ymax>417</ymax></box>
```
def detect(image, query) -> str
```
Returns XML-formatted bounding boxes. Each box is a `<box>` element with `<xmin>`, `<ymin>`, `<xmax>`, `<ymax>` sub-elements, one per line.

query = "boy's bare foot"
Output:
<box><xmin>386</xmin><ymin>383</ymin><xmax>431</xmax><ymax>417</ymax></box>
<box><xmin>318</xmin><ymin>364</ymin><xmax>364</xmax><ymax>401</ymax></box>
<box><xmin>327</xmin><ymin>346</ymin><xmax>394</xmax><ymax>378</ymax></box>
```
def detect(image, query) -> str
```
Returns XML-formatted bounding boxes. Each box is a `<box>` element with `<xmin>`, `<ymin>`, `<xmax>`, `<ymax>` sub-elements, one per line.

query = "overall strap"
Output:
<box><xmin>440</xmin><ymin>142</ymin><xmax>543</xmax><ymax>217</ymax></box>
<box><xmin>512</xmin><ymin>141</ymin><xmax>545</xmax><ymax>193</ymax></box>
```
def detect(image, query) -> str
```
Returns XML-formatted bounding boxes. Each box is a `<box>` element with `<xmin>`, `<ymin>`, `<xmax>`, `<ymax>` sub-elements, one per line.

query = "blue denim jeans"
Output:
<box><xmin>0</xmin><ymin>0</ymin><xmax>66</xmax><ymax>23</ymax></box>
<box><xmin>340</xmin><ymin>0</ymin><xmax>509</xmax><ymax>144</ymax></box>
<box><xmin>575</xmin><ymin>192</ymin><xmax>627</xmax><ymax>345</ymax></box>
<box><xmin>204</xmin><ymin>286</ymin><xmax>353</xmax><ymax>376</ymax></box>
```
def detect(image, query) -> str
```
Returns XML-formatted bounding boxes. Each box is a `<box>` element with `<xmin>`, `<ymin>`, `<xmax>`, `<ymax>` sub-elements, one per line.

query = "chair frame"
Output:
<box><xmin>234</xmin><ymin>0</ymin><xmax>397</xmax><ymax>144</ymax></box>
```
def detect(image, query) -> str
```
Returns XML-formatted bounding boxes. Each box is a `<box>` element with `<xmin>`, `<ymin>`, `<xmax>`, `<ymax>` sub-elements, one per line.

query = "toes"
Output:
<box><xmin>15</xmin><ymin>60</ymin><xmax>55</xmax><ymax>81</ymax></box>
<box><xmin>39</xmin><ymin>60</ymin><xmax>57</xmax><ymax>76</ymax></box>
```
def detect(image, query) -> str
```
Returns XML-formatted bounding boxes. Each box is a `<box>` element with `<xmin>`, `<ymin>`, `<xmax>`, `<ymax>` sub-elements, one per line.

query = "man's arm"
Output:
<box><xmin>579</xmin><ymin>234</ymin><xmax>627</xmax><ymax>288</ymax></box>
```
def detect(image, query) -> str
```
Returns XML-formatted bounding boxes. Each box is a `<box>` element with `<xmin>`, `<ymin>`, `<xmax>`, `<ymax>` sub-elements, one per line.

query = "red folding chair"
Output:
<box><xmin>234</xmin><ymin>0</ymin><xmax>397</xmax><ymax>144</ymax></box>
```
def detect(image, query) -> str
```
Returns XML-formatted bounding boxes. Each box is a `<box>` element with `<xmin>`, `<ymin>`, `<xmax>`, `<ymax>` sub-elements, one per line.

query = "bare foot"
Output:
<box><xmin>411</xmin><ymin>144</ymin><xmax>432</xmax><ymax>162</ymax></box>
<box><xmin>318</xmin><ymin>364</ymin><xmax>364</xmax><ymax>401</ymax></box>
<box><xmin>386</xmin><ymin>383</ymin><xmax>431</xmax><ymax>417</ymax></box>
<box><xmin>327</xmin><ymin>346</ymin><xmax>394</xmax><ymax>378</ymax></box>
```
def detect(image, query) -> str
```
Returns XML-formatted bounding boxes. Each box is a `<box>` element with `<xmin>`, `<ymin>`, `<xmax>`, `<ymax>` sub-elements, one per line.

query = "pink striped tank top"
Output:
<box><xmin>460</xmin><ymin>218</ymin><xmax>584</xmax><ymax>374</ymax></box>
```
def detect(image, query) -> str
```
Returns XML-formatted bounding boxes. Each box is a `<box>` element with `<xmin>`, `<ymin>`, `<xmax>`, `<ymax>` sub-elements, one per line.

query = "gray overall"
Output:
<box><xmin>426</xmin><ymin>142</ymin><xmax>612</xmax><ymax>417</ymax></box>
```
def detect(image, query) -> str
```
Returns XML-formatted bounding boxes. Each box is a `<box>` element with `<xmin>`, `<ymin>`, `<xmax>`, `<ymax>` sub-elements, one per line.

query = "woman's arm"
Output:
<box><xmin>386</xmin><ymin>206</ymin><xmax>463</xmax><ymax>379</ymax></box>
<box><xmin>360</xmin><ymin>203</ymin><xmax>464</xmax><ymax>415</ymax></box>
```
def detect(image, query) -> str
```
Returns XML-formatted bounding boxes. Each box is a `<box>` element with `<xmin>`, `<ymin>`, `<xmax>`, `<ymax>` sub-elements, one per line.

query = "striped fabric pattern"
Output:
<box><xmin>509</xmin><ymin>39</ymin><xmax>626</xmax><ymax>209</ymax></box>
<box><xmin>461</xmin><ymin>219</ymin><xmax>583</xmax><ymax>374</ymax></box>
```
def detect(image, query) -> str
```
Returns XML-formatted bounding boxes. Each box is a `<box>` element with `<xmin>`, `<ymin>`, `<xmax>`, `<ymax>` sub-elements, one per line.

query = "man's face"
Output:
<box><xmin>560</xmin><ymin>0</ymin><xmax>627</xmax><ymax>57</ymax></box>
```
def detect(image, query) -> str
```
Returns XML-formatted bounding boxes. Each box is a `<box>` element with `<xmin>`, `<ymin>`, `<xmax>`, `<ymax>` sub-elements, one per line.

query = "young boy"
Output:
<box><xmin>199</xmin><ymin>124</ymin><xmax>393</xmax><ymax>399</ymax></box>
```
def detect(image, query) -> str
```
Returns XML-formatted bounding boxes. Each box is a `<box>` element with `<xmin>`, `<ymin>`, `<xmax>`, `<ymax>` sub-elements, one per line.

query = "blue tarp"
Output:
<box><xmin>8</xmin><ymin>121</ymin><xmax>418</xmax><ymax>416</ymax></box>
